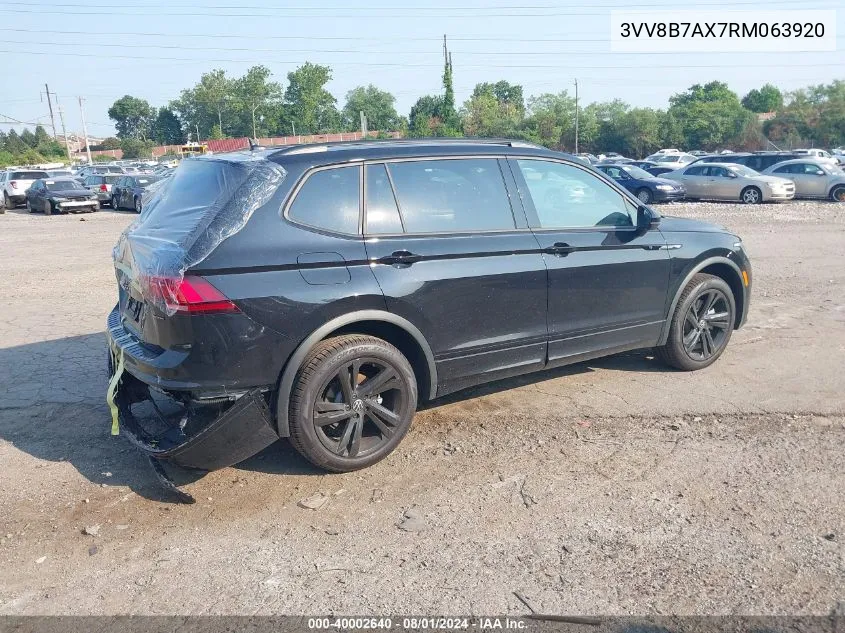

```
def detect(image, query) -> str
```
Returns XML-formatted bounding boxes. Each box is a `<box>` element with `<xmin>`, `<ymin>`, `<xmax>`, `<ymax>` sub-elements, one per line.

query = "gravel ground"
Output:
<box><xmin>0</xmin><ymin>200</ymin><xmax>843</xmax><ymax>616</ymax></box>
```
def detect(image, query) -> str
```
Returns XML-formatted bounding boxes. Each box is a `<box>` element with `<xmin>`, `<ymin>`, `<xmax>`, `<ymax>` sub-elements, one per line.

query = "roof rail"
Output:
<box><xmin>272</xmin><ymin>137</ymin><xmax>545</xmax><ymax>155</ymax></box>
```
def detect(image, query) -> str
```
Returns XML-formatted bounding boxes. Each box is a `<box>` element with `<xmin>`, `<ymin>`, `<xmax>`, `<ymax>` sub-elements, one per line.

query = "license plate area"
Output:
<box><xmin>126</xmin><ymin>295</ymin><xmax>145</xmax><ymax>323</ymax></box>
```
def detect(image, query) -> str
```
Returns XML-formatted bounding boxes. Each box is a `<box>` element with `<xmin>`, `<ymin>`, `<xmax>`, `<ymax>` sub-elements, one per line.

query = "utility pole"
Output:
<box><xmin>57</xmin><ymin>104</ymin><xmax>72</xmax><ymax>161</ymax></box>
<box><xmin>43</xmin><ymin>84</ymin><xmax>58</xmax><ymax>139</ymax></box>
<box><xmin>360</xmin><ymin>111</ymin><xmax>367</xmax><ymax>138</ymax></box>
<box><xmin>291</xmin><ymin>121</ymin><xmax>296</xmax><ymax>136</ymax></box>
<box><xmin>195</xmin><ymin>123</ymin><xmax>200</xmax><ymax>143</ymax></box>
<box><xmin>574</xmin><ymin>78</ymin><xmax>579</xmax><ymax>155</ymax></box>
<box><xmin>78</xmin><ymin>96</ymin><xmax>92</xmax><ymax>164</ymax></box>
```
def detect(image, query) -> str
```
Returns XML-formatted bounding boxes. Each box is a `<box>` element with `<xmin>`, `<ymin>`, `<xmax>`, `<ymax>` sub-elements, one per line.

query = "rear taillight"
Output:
<box><xmin>9</xmin><ymin>181</ymin><xmax>17</xmax><ymax>189</ymax></box>
<box><xmin>100</xmin><ymin>184</ymin><xmax>108</xmax><ymax>192</ymax></box>
<box><xmin>142</xmin><ymin>275</ymin><xmax>239</xmax><ymax>314</ymax></box>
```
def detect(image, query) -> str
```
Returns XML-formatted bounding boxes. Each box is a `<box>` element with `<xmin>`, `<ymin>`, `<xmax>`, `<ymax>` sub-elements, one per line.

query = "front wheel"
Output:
<box><xmin>134</xmin><ymin>197</ymin><xmax>142</xmax><ymax>214</ymax></box>
<box><xmin>26</xmin><ymin>200</ymin><xmax>33</xmax><ymax>213</ymax></box>
<box><xmin>830</xmin><ymin>185</ymin><xmax>845</xmax><ymax>202</ymax></box>
<box><xmin>44</xmin><ymin>201</ymin><xmax>53</xmax><ymax>216</ymax></box>
<box><xmin>655</xmin><ymin>273</ymin><xmax>736</xmax><ymax>371</ymax></box>
<box><xmin>636</xmin><ymin>188</ymin><xmax>653</xmax><ymax>204</ymax></box>
<box><xmin>288</xmin><ymin>334</ymin><xmax>418</xmax><ymax>472</ymax></box>
<box><xmin>111</xmin><ymin>195</ymin><xmax>120</xmax><ymax>210</ymax></box>
<box><xmin>741</xmin><ymin>186</ymin><xmax>762</xmax><ymax>204</ymax></box>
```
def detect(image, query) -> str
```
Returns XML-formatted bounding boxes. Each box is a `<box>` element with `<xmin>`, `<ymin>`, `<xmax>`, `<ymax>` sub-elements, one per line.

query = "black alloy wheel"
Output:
<box><xmin>681</xmin><ymin>288</ymin><xmax>731</xmax><ymax>362</ymax></box>
<box><xmin>288</xmin><ymin>334</ymin><xmax>417</xmax><ymax>472</ymax></box>
<box><xmin>313</xmin><ymin>357</ymin><xmax>408</xmax><ymax>459</ymax></box>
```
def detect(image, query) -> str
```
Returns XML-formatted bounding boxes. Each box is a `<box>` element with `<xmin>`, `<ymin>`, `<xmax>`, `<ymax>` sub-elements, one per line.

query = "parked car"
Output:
<box><xmin>762</xmin><ymin>159</ymin><xmax>845</xmax><ymax>201</ymax></box>
<box><xmin>792</xmin><ymin>148</ymin><xmax>840</xmax><ymax>169</ymax></box>
<box><xmin>594</xmin><ymin>163</ymin><xmax>686</xmax><ymax>203</ymax></box>
<box><xmin>78</xmin><ymin>164</ymin><xmax>125</xmax><ymax>179</ymax></box>
<box><xmin>690</xmin><ymin>152</ymin><xmax>803</xmax><ymax>172</ymax></box>
<box><xmin>648</xmin><ymin>153</ymin><xmax>697</xmax><ymax>169</ymax></box>
<box><xmin>649</xmin><ymin>148</ymin><xmax>682</xmax><ymax>156</ymax></box>
<box><xmin>665</xmin><ymin>163</ymin><xmax>794</xmax><ymax>203</ymax></box>
<box><xmin>106</xmin><ymin>139</ymin><xmax>752</xmax><ymax>478</ymax></box>
<box><xmin>1</xmin><ymin>169</ymin><xmax>49</xmax><ymax>207</ymax></box>
<box><xmin>25</xmin><ymin>178</ymin><xmax>99</xmax><ymax>214</ymax></box>
<box><xmin>111</xmin><ymin>174</ymin><xmax>163</xmax><ymax>212</ymax></box>
<box><xmin>575</xmin><ymin>153</ymin><xmax>599</xmax><ymax>165</ymax></box>
<box><xmin>46</xmin><ymin>169</ymin><xmax>73</xmax><ymax>178</ymax></box>
<box><xmin>83</xmin><ymin>174</ymin><xmax>122</xmax><ymax>205</ymax></box>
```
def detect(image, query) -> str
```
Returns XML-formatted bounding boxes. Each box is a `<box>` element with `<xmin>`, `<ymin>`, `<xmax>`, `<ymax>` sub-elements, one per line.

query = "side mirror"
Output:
<box><xmin>728</xmin><ymin>172</ymin><xmax>738</xmax><ymax>179</ymax></box>
<box><xmin>637</xmin><ymin>205</ymin><xmax>661</xmax><ymax>232</ymax></box>
<box><xmin>816</xmin><ymin>170</ymin><xmax>826</xmax><ymax>176</ymax></box>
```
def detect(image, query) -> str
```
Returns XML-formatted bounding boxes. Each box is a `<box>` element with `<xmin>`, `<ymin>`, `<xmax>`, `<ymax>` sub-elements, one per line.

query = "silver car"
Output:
<box><xmin>664</xmin><ymin>163</ymin><xmax>794</xmax><ymax>204</ymax></box>
<box><xmin>762</xmin><ymin>159</ymin><xmax>845</xmax><ymax>201</ymax></box>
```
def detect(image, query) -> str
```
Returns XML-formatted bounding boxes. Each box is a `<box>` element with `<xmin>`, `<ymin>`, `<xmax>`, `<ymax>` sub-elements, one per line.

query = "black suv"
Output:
<box><xmin>107</xmin><ymin>139</ymin><xmax>752</xmax><ymax>476</ymax></box>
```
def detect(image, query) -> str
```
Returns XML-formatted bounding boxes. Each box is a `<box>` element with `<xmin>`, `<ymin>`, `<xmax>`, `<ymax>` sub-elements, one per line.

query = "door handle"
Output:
<box><xmin>544</xmin><ymin>242</ymin><xmax>574</xmax><ymax>257</ymax></box>
<box><xmin>379</xmin><ymin>250</ymin><xmax>422</xmax><ymax>267</ymax></box>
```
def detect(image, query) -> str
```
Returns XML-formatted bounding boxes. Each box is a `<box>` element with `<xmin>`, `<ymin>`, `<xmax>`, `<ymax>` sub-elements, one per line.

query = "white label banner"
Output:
<box><xmin>610</xmin><ymin>10</ymin><xmax>837</xmax><ymax>52</ymax></box>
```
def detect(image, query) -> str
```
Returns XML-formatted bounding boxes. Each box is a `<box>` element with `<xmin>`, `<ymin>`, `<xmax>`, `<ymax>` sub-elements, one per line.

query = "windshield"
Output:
<box><xmin>622</xmin><ymin>165</ymin><xmax>653</xmax><ymax>179</ymax></box>
<box><xmin>45</xmin><ymin>180</ymin><xmax>83</xmax><ymax>192</ymax></box>
<box><xmin>47</xmin><ymin>170</ymin><xmax>72</xmax><ymax>177</ymax></box>
<box><xmin>656</xmin><ymin>155</ymin><xmax>681</xmax><ymax>163</ymax></box>
<box><xmin>728</xmin><ymin>165</ymin><xmax>760</xmax><ymax>177</ymax></box>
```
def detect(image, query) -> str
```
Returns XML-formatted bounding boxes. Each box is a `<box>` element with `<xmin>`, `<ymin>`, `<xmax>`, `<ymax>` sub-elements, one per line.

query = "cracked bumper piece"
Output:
<box><xmin>113</xmin><ymin>369</ymin><xmax>280</xmax><ymax>471</ymax></box>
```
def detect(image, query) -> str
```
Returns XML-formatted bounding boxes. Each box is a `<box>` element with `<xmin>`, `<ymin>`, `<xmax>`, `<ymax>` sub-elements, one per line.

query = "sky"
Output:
<box><xmin>0</xmin><ymin>0</ymin><xmax>843</xmax><ymax>139</ymax></box>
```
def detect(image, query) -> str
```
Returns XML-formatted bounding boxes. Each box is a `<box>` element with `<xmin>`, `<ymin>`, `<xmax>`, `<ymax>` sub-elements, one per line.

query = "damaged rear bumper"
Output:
<box><xmin>107</xmin><ymin>330</ymin><xmax>280</xmax><ymax>471</ymax></box>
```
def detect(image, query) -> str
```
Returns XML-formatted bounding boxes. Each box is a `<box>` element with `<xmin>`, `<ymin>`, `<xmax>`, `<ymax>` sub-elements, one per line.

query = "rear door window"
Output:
<box><xmin>386</xmin><ymin>158</ymin><xmax>514</xmax><ymax>233</ymax></box>
<box><xmin>288</xmin><ymin>165</ymin><xmax>360</xmax><ymax>234</ymax></box>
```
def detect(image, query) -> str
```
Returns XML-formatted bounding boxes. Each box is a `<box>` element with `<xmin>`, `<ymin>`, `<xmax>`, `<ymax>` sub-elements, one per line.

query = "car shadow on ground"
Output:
<box><xmin>0</xmin><ymin>333</ymin><xmax>664</xmax><ymax>503</ymax></box>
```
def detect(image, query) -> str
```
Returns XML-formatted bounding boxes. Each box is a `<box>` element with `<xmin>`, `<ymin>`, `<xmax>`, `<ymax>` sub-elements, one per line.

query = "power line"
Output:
<box><xmin>1</xmin><ymin>0</ymin><xmax>833</xmax><ymax>7</ymax></box>
<box><xmin>1</xmin><ymin>37</ymin><xmax>839</xmax><ymax>56</ymax></box>
<box><xmin>2</xmin><ymin>48</ymin><xmax>842</xmax><ymax>69</ymax></box>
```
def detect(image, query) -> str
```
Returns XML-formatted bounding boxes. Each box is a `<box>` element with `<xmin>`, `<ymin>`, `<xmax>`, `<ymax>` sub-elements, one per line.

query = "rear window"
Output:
<box><xmin>11</xmin><ymin>171</ymin><xmax>48</xmax><ymax>180</ymax></box>
<box><xmin>288</xmin><ymin>166</ymin><xmax>360</xmax><ymax>234</ymax></box>
<box><xmin>45</xmin><ymin>180</ymin><xmax>81</xmax><ymax>191</ymax></box>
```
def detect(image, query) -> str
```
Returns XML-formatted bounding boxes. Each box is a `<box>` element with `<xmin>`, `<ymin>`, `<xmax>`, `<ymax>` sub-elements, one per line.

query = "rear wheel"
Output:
<box><xmin>288</xmin><ymin>334</ymin><xmax>417</xmax><ymax>472</ymax></box>
<box><xmin>3</xmin><ymin>192</ymin><xmax>11</xmax><ymax>209</ymax></box>
<box><xmin>636</xmin><ymin>188</ymin><xmax>653</xmax><ymax>204</ymax></box>
<box><xmin>741</xmin><ymin>186</ymin><xmax>761</xmax><ymax>204</ymax></box>
<box><xmin>26</xmin><ymin>200</ymin><xmax>33</xmax><ymax>213</ymax></box>
<box><xmin>111</xmin><ymin>195</ymin><xmax>120</xmax><ymax>210</ymax></box>
<box><xmin>44</xmin><ymin>201</ymin><xmax>53</xmax><ymax>216</ymax></box>
<box><xmin>134</xmin><ymin>197</ymin><xmax>142</xmax><ymax>214</ymax></box>
<box><xmin>655</xmin><ymin>273</ymin><xmax>736</xmax><ymax>371</ymax></box>
<box><xmin>830</xmin><ymin>185</ymin><xmax>845</xmax><ymax>202</ymax></box>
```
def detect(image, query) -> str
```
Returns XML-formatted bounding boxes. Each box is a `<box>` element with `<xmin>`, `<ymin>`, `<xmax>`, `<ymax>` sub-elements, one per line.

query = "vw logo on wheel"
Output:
<box><xmin>352</xmin><ymin>399</ymin><xmax>365</xmax><ymax>413</ymax></box>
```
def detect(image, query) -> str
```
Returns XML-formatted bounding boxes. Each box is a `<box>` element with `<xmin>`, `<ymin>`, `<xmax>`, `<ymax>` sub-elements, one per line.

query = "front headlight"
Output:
<box><xmin>656</xmin><ymin>184</ymin><xmax>674</xmax><ymax>191</ymax></box>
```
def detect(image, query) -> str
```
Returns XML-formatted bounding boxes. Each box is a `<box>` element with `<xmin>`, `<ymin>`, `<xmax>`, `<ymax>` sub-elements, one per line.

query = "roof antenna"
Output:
<box><xmin>248</xmin><ymin>137</ymin><xmax>259</xmax><ymax>151</ymax></box>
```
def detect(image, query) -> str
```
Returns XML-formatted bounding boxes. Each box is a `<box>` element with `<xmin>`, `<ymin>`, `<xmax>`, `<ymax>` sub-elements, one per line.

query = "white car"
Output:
<box><xmin>647</xmin><ymin>153</ymin><xmax>698</xmax><ymax>169</ymax></box>
<box><xmin>763</xmin><ymin>159</ymin><xmax>845</xmax><ymax>201</ymax></box>
<box><xmin>792</xmin><ymin>149</ymin><xmax>840</xmax><ymax>168</ymax></box>
<box><xmin>1</xmin><ymin>169</ymin><xmax>49</xmax><ymax>208</ymax></box>
<box><xmin>664</xmin><ymin>163</ymin><xmax>794</xmax><ymax>203</ymax></box>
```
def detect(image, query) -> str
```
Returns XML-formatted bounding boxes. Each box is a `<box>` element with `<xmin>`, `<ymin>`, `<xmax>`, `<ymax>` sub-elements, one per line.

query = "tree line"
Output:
<box><xmin>3</xmin><ymin>59</ymin><xmax>843</xmax><ymax>166</ymax></box>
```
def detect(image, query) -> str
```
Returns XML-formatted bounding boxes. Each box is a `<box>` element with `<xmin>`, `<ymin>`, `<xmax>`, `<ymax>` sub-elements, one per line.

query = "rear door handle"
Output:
<box><xmin>544</xmin><ymin>242</ymin><xmax>574</xmax><ymax>257</ymax></box>
<box><xmin>379</xmin><ymin>250</ymin><xmax>422</xmax><ymax>267</ymax></box>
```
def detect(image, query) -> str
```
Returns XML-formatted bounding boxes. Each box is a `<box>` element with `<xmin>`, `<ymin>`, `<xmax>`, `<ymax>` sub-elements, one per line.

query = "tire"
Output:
<box><xmin>636</xmin><ymin>188</ymin><xmax>653</xmax><ymax>204</ymax></box>
<box><xmin>134</xmin><ymin>197</ymin><xmax>142</xmax><ymax>214</ymax></box>
<box><xmin>655</xmin><ymin>273</ymin><xmax>736</xmax><ymax>371</ymax></box>
<box><xmin>111</xmin><ymin>195</ymin><xmax>120</xmax><ymax>210</ymax></box>
<box><xmin>26</xmin><ymin>200</ymin><xmax>33</xmax><ymax>213</ymax></box>
<box><xmin>830</xmin><ymin>185</ymin><xmax>845</xmax><ymax>202</ymax></box>
<box><xmin>288</xmin><ymin>334</ymin><xmax>417</xmax><ymax>472</ymax></box>
<box><xmin>3</xmin><ymin>192</ymin><xmax>11</xmax><ymax>209</ymax></box>
<box><xmin>44</xmin><ymin>201</ymin><xmax>53</xmax><ymax>216</ymax></box>
<box><xmin>740</xmin><ymin>186</ymin><xmax>762</xmax><ymax>204</ymax></box>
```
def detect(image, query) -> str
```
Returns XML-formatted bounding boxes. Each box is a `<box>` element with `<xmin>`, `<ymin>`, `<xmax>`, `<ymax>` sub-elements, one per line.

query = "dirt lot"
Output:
<box><xmin>0</xmin><ymin>200</ymin><xmax>843</xmax><ymax>616</ymax></box>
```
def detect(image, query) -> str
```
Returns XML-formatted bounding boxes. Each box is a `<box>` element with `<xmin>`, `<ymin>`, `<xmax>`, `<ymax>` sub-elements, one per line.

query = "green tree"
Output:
<box><xmin>34</xmin><ymin>125</ymin><xmax>51</xmax><ymax>144</ymax></box>
<box><xmin>3</xmin><ymin>129</ymin><xmax>27</xmax><ymax>154</ymax></box>
<box><xmin>20</xmin><ymin>128</ymin><xmax>38</xmax><ymax>148</ymax></box>
<box><xmin>119</xmin><ymin>137</ymin><xmax>155</xmax><ymax>159</ymax></box>
<box><xmin>408</xmin><ymin>95</ymin><xmax>444</xmax><ymax>137</ymax></box>
<box><xmin>283</xmin><ymin>62</ymin><xmax>339</xmax><ymax>135</ymax></box>
<box><xmin>151</xmin><ymin>107</ymin><xmax>183</xmax><ymax>144</ymax></box>
<box><xmin>172</xmin><ymin>69</ymin><xmax>234</xmax><ymax>140</ymax></box>
<box><xmin>439</xmin><ymin>53</ymin><xmax>460</xmax><ymax>134</ymax></box>
<box><xmin>742</xmin><ymin>84</ymin><xmax>783</xmax><ymax>113</ymax></box>
<box><xmin>341</xmin><ymin>85</ymin><xmax>400</xmax><ymax>132</ymax></box>
<box><xmin>461</xmin><ymin>81</ymin><xmax>524</xmax><ymax>137</ymax></box>
<box><xmin>232</xmin><ymin>65</ymin><xmax>283</xmax><ymax>138</ymax></box>
<box><xmin>108</xmin><ymin>95</ymin><xmax>155</xmax><ymax>140</ymax></box>
<box><xmin>668</xmin><ymin>82</ymin><xmax>749</xmax><ymax>150</ymax></box>
<box><xmin>101</xmin><ymin>137</ymin><xmax>121</xmax><ymax>150</ymax></box>
<box><xmin>619</xmin><ymin>107</ymin><xmax>663</xmax><ymax>157</ymax></box>
<box><xmin>519</xmin><ymin>92</ymin><xmax>576</xmax><ymax>149</ymax></box>
<box><xmin>208</xmin><ymin>124</ymin><xmax>225</xmax><ymax>140</ymax></box>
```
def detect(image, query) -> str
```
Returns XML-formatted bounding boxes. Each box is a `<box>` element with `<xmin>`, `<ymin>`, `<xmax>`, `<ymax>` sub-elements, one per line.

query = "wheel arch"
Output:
<box><xmin>658</xmin><ymin>256</ymin><xmax>746</xmax><ymax>345</ymax></box>
<box><xmin>274</xmin><ymin>310</ymin><xmax>437</xmax><ymax>437</ymax></box>
<box><xmin>828</xmin><ymin>183</ymin><xmax>845</xmax><ymax>201</ymax></box>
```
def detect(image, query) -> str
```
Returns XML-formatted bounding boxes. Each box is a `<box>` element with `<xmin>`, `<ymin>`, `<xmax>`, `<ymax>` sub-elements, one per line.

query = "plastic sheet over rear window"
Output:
<box><xmin>112</xmin><ymin>154</ymin><xmax>286</xmax><ymax>315</ymax></box>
